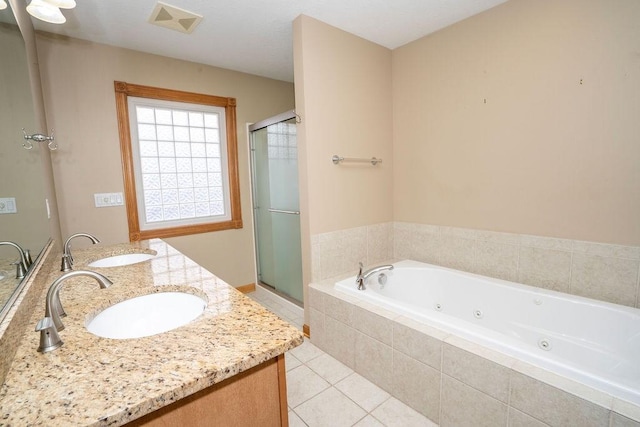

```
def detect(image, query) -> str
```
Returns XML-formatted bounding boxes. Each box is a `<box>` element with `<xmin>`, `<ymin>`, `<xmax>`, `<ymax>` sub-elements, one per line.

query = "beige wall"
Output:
<box><xmin>393</xmin><ymin>0</ymin><xmax>640</xmax><ymax>246</ymax></box>
<box><xmin>293</xmin><ymin>15</ymin><xmax>394</xmax><ymax>236</ymax></box>
<box><xmin>36</xmin><ymin>34</ymin><xmax>295</xmax><ymax>286</ymax></box>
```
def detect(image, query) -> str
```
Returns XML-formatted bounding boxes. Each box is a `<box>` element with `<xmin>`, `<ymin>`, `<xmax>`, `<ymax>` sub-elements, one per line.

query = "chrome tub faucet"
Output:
<box><xmin>36</xmin><ymin>270</ymin><xmax>112</xmax><ymax>353</ymax></box>
<box><xmin>356</xmin><ymin>262</ymin><xmax>394</xmax><ymax>290</ymax></box>
<box><xmin>61</xmin><ymin>232</ymin><xmax>100</xmax><ymax>272</ymax></box>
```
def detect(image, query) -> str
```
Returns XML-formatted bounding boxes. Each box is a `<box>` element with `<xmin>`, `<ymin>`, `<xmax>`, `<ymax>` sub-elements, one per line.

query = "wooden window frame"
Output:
<box><xmin>114</xmin><ymin>81</ymin><xmax>242</xmax><ymax>242</ymax></box>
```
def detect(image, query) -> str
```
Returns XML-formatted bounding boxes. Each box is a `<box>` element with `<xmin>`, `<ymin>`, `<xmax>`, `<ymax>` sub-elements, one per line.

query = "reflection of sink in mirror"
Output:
<box><xmin>86</xmin><ymin>292</ymin><xmax>207</xmax><ymax>339</ymax></box>
<box><xmin>87</xmin><ymin>253</ymin><xmax>155</xmax><ymax>268</ymax></box>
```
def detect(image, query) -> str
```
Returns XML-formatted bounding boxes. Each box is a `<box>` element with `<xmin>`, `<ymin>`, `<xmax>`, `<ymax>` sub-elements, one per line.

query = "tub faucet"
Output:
<box><xmin>0</xmin><ymin>241</ymin><xmax>31</xmax><ymax>278</ymax></box>
<box><xmin>356</xmin><ymin>262</ymin><xmax>394</xmax><ymax>290</ymax></box>
<box><xmin>61</xmin><ymin>232</ymin><xmax>100</xmax><ymax>272</ymax></box>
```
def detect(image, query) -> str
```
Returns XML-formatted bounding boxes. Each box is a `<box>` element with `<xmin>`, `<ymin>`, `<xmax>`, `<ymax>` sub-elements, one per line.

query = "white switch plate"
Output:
<box><xmin>0</xmin><ymin>197</ymin><xmax>17</xmax><ymax>214</ymax></box>
<box><xmin>94</xmin><ymin>192</ymin><xmax>124</xmax><ymax>208</ymax></box>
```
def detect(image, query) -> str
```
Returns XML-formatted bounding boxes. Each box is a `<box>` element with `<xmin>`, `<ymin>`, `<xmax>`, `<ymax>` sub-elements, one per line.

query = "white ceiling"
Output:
<box><xmin>29</xmin><ymin>0</ymin><xmax>508</xmax><ymax>82</ymax></box>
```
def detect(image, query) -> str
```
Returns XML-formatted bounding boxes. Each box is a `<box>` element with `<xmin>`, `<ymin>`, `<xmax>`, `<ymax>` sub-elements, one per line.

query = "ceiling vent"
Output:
<box><xmin>148</xmin><ymin>2</ymin><xmax>203</xmax><ymax>34</ymax></box>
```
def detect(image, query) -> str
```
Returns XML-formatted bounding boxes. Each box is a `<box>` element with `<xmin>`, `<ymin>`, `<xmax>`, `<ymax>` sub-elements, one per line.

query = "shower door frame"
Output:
<box><xmin>248</xmin><ymin>110</ymin><xmax>302</xmax><ymax>304</ymax></box>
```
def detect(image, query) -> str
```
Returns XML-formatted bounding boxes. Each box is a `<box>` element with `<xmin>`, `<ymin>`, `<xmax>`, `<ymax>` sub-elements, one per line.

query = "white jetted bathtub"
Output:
<box><xmin>335</xmin><ymin>260</ymin><xmax>640</xmax><ymax>405</ymax></box>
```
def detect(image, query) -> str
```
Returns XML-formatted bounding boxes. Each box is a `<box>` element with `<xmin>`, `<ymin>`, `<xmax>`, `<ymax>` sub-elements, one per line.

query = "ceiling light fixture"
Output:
<box><xmin>27</xmin><ymin>0</ymin><xmax>65</xmax><ymax>24</ymax></box>
<box><xmin>26</xmin><ymin>0</ymin><xmax>77</xmax><ymax>24</ymax></box>
<box><xmin>43</xmin><ymin>0</ymin><xmax>76</xmax><ymax>9</ymax></box>
<box><xmin>0</xmin><ymin>0</ymin><xmax>7</xmax><ymax>11</ymax></box>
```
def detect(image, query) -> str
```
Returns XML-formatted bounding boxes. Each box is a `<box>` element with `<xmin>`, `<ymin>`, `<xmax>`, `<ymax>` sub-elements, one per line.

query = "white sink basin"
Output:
<box><xmin>88</xmin><ymin>253</ymin><xmax>155</xmax><ymax>268</ymax></box>
<box><xmin>86</xmin><ymin>292</ymin><xmax>207</xmax><ymax>339</ymax></box>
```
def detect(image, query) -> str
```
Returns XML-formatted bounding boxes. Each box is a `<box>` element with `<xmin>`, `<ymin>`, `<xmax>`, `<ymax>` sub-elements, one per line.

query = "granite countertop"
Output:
<box><xmin>0</xmin><ymin>239</ymin><xmax>304</xmax><ymax>426</ymax></box>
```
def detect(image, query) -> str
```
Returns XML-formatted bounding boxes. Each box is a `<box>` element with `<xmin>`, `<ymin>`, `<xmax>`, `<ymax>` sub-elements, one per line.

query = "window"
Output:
<box><xmin>114</xmin><ymin>81</ymin><xmax>242</xmax><ymax>241</ymax></box>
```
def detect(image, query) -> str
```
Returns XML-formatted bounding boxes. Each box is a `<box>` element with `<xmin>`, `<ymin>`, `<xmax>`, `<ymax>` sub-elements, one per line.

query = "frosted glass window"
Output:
<box><xmin>128</xmin><ymin>97</ymin><xmax>231</xmax><ymax>229</ymax></box>
<box><xmin>116</xmin><ymin>82</ymin><xmax>240</xmax><ymax>241</ymax></box>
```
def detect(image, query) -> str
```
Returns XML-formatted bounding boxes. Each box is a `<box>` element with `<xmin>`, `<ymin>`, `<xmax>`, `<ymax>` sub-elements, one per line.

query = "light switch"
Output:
<box><xmin>94</xmin><ymin>192</ymin><xmax>124</xmax><ymax>208</ymax></box>
<box><xmin>0</xmin><ymin>197</ymin><xmax>17</xmax><ymax>214</ymax></box>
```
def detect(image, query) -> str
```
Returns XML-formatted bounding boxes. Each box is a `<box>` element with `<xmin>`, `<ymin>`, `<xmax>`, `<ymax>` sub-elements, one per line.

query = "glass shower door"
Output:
<box><xmin>250</xmin><ymin>116</ymin><xmax>303</xmax><ymax>303</ymax></box>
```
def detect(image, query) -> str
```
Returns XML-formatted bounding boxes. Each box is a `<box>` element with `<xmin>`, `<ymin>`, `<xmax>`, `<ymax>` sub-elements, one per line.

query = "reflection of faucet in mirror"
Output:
<box><xmin>61</xmin><ymin>233</ymin><xmax>100</xmax><ymax>272</ymax></box>
<box><xmin>0</xmin><ymin>241</ymin><xmax>31</xmax><ymax>279</ymax></box>
<box><xmin>35</xmin><ymin>270</ymin><xmax>112</xmax><ymax>353</ymax></box>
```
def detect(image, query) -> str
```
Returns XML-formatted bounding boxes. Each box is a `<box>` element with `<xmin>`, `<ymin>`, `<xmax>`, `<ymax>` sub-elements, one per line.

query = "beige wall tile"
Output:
<box><xmin>570</xmin><ymin>254</ymin><xmax>639</xmax><ymax>307</ymax></box>
<box><xmin>308</xmin><ymin>286</ymin><xmax>324</xmax><ymax>312</ymax></box>
<box><xmin>354</xmin><ymin>332</ymin><xmax>393</xmax><ymax>392</ymax></box>
<box><xmin>442</xmin><ymin>343</ymin><xmax>510</xmax><ymax>403</ymax></box>
<box><xmin>392</xmin><ymin>350</ymin><xmax>441</xmax><ymax>423</ymax></box>
<box><xmin>572</xmin><ymin>241</ymin><xmax>640</xmax><ymax>260</ymax></box>
<box><xmin>508</xmin><ymin>408</ymin><xmax>550</xmax><ymax>427</ymax></box>
<box><xmin>510</xmin><ymin>372</ymin><xmax>610</xmax><ymax>427</ymax></box>
<box><xmin>353</xmin><ymin>305</ymin><xmax>393</xmax><ymax>345</ymax></box>
<box><xmin>518</xmin><ymin>246</ymin><xmax>572</xmax><ymax>293</ymax></box>
<box><xmin>439</xmin><ymin>235</ymin><xmax>475</xmax><ymax>272</ymax></box>
<box><xmin>367</xmin><ymin>222</ymin><xmax>393</xmax><ymax>264</ymax></box>
<box><xmin>324</xmin><ymin>294</ymin><xmax>354</xmax><ymax>325</ymax></box>
<box><xmin>611</xmin><ymin>412</ymin><xmax>640</xmax><ymax>427</ymax></box>
<box><xmin>393</xmin><ymin>321</ymin><xmax>442</xmax><ymax>370</ymax></box>
<box><xmin>473</xmin><ymin>240</ymin><xmax>519</xmax><ymax>281</ymax></box>
<box><xmin>520</xmin><ymin>235</ymin><xmax>574</xmax><ymax>251</ymax></box>
<box><xmin>440</xmin><ymin>375</ymin><xmax>507</xmax><ymax>427</ymax></box>
<box><xmin>323</xmin><ymin>316</ymin><xmax>355</xmax><ymax>369</ymax></box>
<box><xmin>308</xmin><ymin>307</ymin><xmax>325</xmax><ymax>349</ymax></box>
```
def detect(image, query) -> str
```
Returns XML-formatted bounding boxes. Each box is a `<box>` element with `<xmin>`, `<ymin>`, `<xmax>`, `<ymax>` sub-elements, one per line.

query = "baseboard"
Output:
<box><xmin>236</xmin><ymin>283</ymin><xmax>256</xmax><ymax>294</ymax></box>
<box><xmin>303</xmin><ymin>324</ymin><xmax>310</xmax><ymax>338</ymax></box>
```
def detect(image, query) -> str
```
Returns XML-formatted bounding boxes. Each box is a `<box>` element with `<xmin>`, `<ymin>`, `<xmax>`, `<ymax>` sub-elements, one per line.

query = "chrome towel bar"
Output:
<box><xmin>332</xmin><ymin>155</ymin><xmax>382</xmax><ymax>166</ymax></box>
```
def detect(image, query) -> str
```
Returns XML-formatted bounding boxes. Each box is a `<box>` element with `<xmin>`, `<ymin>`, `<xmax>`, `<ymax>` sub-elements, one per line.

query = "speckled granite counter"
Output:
<box><xmin>0</xmin><ymin>239</ymin><xmax>303</xmax><ymax>426</ymax></box>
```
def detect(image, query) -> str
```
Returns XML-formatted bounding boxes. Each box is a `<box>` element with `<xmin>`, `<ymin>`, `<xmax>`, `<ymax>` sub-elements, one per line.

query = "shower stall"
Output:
<box><xmin>249</xmin><ymin>110</ymin><xmax>303</xmax><ymax>304</ymax></box>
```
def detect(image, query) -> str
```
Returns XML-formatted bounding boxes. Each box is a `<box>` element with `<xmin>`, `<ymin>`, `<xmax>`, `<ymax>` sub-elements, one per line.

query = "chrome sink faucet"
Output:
<box><xmin>61</xmin><ymin>232</ymin><xmax>100</xmax><ymax>272</ymax></box>
<box><xmin>0</xmin><ymin>241</ymin><xmax>32</xmax><ymax>279</ymax></box>
<box><xmin>35</xmin><ymin>270</ymin><xmax>112</xmax><ymax>353</ymax></box>
<box><xmin>356</xmin><ymin>262</ymin><xmax>394</xmax><ymax>290</ymax></box>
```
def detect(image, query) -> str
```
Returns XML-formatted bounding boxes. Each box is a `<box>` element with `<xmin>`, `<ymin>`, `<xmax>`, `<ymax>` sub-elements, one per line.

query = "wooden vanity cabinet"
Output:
<box><xmin>127</xmin><ymin>354</ymin><xmax>289</xmax><ymax>427</ymax></box>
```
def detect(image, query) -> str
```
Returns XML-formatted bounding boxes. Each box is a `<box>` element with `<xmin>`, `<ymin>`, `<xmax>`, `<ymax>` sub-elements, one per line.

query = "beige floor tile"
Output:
<box><xmin>371</xmin><ymin>397</ymin><xmax>437</xmax><ymax>427</ymax></box>
<box><xmin>295</xmin><ymin>387</ymin><xmax>367</xmax><ymax>427</ymax></box>
<box><xmin>289</xmin><ymin>338</ymin><xmax>325</xmax><ymax>363</ymax></box>
<box><xmin>287</xmin><ymin>365</ymin><xmax>331</xmax><ymax>408</ymax></box>
<box><xmin>285</xmin><ymin>351</ymin><xmax>303</xmax><ymax>371</ymax></box>
<box><xmin>353</xmin><ymin>415</ymin><xmax>386</xmax><ymax>427</ymax></box>
<box><xmin>289</xmin><ymin>410</ymin><xmax>309</xmax><ymax>427</ymax></box>
<box><xmin>335</xmin><ymin>373</ymin><xmax>390</xmax><ymax>413</ymax></box>
<box><xmin>306</xmin><ymin>353</ymin><xmax>354</xmax><ymax>384</ymax></box>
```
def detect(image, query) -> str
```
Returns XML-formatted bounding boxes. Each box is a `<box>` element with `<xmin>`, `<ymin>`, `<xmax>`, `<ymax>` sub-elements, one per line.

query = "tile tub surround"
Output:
<box><xmin>308</xmin><ymin>281</ymin><xmax>640</xmax><ymax>426</ymax></box>
<box><xmin>0</xmin><ymin>240</ymin><xmax>304</xmax><ymax>426</ymax></box>
<box><xmin>311</xmin><ymin>222</ymin><xmax>640</xmax><ymax>308</ymax></box>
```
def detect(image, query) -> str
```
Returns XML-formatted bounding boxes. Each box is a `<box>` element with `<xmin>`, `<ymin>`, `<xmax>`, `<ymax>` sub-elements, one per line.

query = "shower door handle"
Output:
<box><xmin>268</xmin><ymin>208</ymin><xmax>300</xmax><ymax>215</ymax></box>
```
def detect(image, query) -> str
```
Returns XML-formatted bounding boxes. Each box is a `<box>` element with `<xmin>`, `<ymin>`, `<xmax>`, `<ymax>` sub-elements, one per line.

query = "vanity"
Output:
<box><xmin>0</xmin><ymin>239</ymin><xmax>303</xmax><ymax>425</ymax></box>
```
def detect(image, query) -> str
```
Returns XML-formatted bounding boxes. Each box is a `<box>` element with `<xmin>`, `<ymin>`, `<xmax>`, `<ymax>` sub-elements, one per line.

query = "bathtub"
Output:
<box><xmin>334</xmin><ymin>260</ymin><xmax>640</xmax><ymax>406</ymax></box>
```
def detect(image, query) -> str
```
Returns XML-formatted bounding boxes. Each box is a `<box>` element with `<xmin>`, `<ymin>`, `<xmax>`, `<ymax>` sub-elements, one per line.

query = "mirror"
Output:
<box><xmin>0</xmin><ymin>4</ymin><xmax>50</xmax><ymax>318</ymax></box>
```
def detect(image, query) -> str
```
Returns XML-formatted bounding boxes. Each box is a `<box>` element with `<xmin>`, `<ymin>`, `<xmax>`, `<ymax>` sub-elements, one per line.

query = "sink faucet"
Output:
<box><xmin>0</xmin><ymin>241</ymin><xmax>31</xmax><ymax>278</ymax></box>
<box><xmin>355</xmin><ymin>262</ymin><xmax>394</xmax><ymax>290</ymax></box>
<box><xmin>61</xmin><ymin>232</ymin><xmax>100</xmax><ymax>272</ymax></box>
<box><xmin>35</xmin><ymin>270</ymin><xmax>112</xmax><ymax>353</ymax></box>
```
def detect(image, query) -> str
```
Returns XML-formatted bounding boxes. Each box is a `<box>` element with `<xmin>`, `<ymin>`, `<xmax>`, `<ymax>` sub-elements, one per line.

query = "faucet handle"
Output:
<box><xmin>11</xmin><ymin>260</ymin><xmax>26</xmax><ymax>279</ymax></box>
<box><xmin>36</xmin><ymin>317</ymin><xmax>63</xmax><ymax>353</ymax></box>
<box><xmin>60</xmin><ymin>254</ymin><xmax>73</xmax><ymax>272</ymax></box>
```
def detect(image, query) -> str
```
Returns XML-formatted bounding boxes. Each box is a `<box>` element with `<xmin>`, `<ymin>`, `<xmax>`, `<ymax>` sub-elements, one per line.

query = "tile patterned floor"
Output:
<box><xmin>247</xmin><ymin>288</ymin><xmax>437</xmax><ymax>427</ymax></box>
